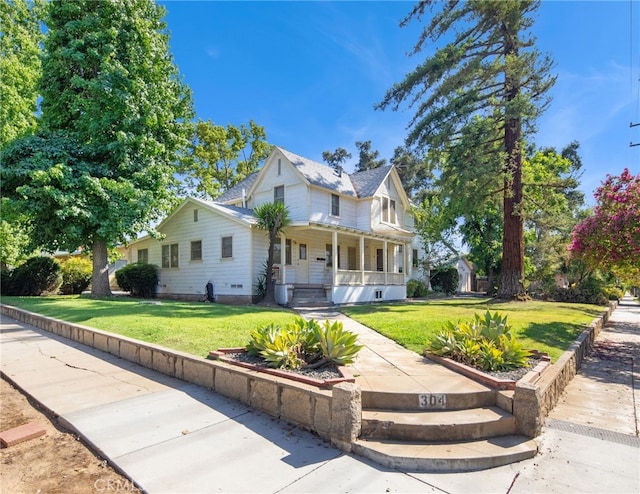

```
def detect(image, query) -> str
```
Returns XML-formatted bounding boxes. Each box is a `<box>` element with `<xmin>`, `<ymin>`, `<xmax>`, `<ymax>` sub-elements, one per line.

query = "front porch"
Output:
<box><xmin>272</xmin><ymin>224</ymin><xmax>412</xmax><ymax>306</ymax></box>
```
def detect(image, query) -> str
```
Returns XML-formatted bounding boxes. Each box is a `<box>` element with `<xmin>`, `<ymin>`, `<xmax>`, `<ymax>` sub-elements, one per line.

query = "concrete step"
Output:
<box><xmin>361</xmin><ymin>406</ymin><xmax>516</xmax><ymax>442</ymax></box>
<box><xmin>352</xmin><ymin>435</ymin><xmax>538</xmax><ymax>472</ymax></box>
<box><xmin>361</xmin><ymin>389</ymin><xmax>496</xmax><ymax>411</ymax></box>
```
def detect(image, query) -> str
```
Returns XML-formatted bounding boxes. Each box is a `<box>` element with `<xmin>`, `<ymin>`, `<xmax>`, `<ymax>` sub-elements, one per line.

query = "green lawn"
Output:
<box><xmin>1</xmin><ymin>295</ymin><xmax>299</xmax><ymax>357</ymax></box>
<box><xmin>341</xmin><ymin>298</ymin><xmax>606</xmax><ymax>361</ymax></box>
<box><xmin>2</xmin><ymin>295</ymin><xmax>607</xmax><ymax>362</ymax></box>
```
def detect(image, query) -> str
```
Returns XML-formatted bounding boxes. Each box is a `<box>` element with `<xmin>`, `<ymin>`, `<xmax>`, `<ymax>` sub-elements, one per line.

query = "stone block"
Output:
<box><xmin>313</xmin><ymin>395</ymin><xmax>332</xmax><ymax>439</ymax></box>
<box><xmin>280</xmin><ymin>386</ymin><xmax>312</xmax><ymax>427</ymax></box>
<box><xmin>139</xmin><ymin>346</ymin><xmax>153</xmax><ymax>369</ymax></box>
<box><xmin>93</xmin><ymin>333</ymin><xmax>109</xmax><ymax>353</ymax></box>
<box><xmin>330</xmin><ymin>382</ymin><xmax>361</xmax><ymax>452</ymax></box>
<box><xmin>152</xmin><ymin>350</ymin><xmax>175</xmax><ymax>376</ymax></box>
<box><xmin>249</xmin><ymin>377</ymin><xmax>280</xmax><ymax>415</ymax></box>
<box><xmin>119</xmin><ymin>340</ymin><xmax>139</xmax><ymax>363</ymax></box>
<box><xmin>183</xmin><ymin>359</ymin><xmax>215</xmax><ymax>389</ymax></box>
<box><xmin>215</xmin><ymin>367</ymin><xmax>249</xmax><ymax>403</ymax></box>
<box><xmin>107</xmin><ymin>337</ymin><xmax>120</xmax><ymax>357</ymax></box>
<box><xmin>82</xmin><ymin>328</ymin><xmax>94</xmax><ymax>347</ymax></box>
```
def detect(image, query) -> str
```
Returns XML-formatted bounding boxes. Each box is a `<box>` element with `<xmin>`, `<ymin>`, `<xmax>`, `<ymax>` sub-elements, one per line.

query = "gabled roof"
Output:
<box><xmin>216</xmin><ymin>171</ymin><xmax>260</xmax><ymax>203</ymax></box>
<box><xmin>209</xmin><ymin>146</ymin><xmax>405</xmax><ymax>204</ymax></box>
<box><xmin>350</xmin><ymin>165</ymin><xmax>393</xmax><ymax>198</ymax></box>
<box><xmin>278</xmin><ymin>148</ymin><xmax>358</xmax><ymax>197</ymax></box>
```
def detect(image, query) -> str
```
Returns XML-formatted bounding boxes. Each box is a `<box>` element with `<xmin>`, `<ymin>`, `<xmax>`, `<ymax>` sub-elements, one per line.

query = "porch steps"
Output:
<box><xmin>355</xmin><ymin>389</ymin><xmax>537</xmax><ymax>472</ymax></box>
<box><xmin>291</xmin><ymin>285</ymin><xmax>328</xmax><ymax>308</ymax></box>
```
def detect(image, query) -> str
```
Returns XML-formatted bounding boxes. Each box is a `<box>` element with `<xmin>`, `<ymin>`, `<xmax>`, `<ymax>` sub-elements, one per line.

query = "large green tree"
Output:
<box><xmin>377</xmin><ymin>0</ymin><xmax>555</xmax><ymax>298</ymax></box>
<box><xmin>1</xmin><ymin>0</ymin><xmax>193</xmax><ymax>295</ymax></box>
<box><xmin>181</xmin><ymin>119</ymin><xmax>271</xmax><ymax>200</ymax></box>
<box><xmin>0</xmin><ymin>0</ymin><xmax>43</xmax><ymax>268</ymax></box>
<box><xmin>0</xmin><ymin>0</ymin><xmax>42</xmax><ymax>145</ymax></box>
<box><xmin>523</xmin><ymin>142</ymin><xmax>584</xmax><ymax>289</ymax></box>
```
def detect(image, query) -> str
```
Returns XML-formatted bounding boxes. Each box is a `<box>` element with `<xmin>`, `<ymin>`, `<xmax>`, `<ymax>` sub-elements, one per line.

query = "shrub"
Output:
<box><xmin>549</xmin><ymin>275</ymin><xmax>612</xmax><ymax>305</ymax></box>
<box><xmin>431</xmin><ymin>267</ymin><xmax>458</xmax><ymax>295</ymax></box>
<box><xmin>0</xmin><ymin>268</ymin><xmax>13</xmax><ymax>296</ymax></box>
<box><xmin>9</xmin><ymin>257</ymin><xmax>62</xmax><ymax>296</ymax></box>
<box><xmin>246</xmin><ymin>318</ymin><xmax>362</xmax><ymax>370</ymax></box>
<box><xmin>406</xmin><ymin>278</ymin><xmax>428</xmax><ymax>298</ymax></box>
<box><xmin>115</xmin><ymin>263</ymin><xmax>159</xmax><ymax>298</ymax></box>
<box><xmin>59</xmin><ymin>257</ymin><xmax>92</xmax><ymax>295</ymax></box>
<box><xmin>426</xmin><ymin>311</ymin><xmax>531</xmax><ymax>371</ymax></box>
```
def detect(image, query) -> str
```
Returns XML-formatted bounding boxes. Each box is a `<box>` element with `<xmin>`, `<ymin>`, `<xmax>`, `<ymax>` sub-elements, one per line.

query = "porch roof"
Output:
<box><xmin>288</xmin><ymin>221</ymin><xmax>414</xmax><ymax>243</ymax></box>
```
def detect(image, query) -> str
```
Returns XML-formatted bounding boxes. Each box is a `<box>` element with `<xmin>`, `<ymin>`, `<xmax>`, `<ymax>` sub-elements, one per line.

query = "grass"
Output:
<box><xmin>341</xmin><ymin>297</ymin><xmax>606</xmax><ymax>361</ymax></box>
<box><xmin>2</xmin><ymin>295</ymin><xmax>607</xmax><ymax>363</ymax></box>
<box><xmin>1</xmin><ymin>295</ymin><xmax>300</xmax><ymax>358</ymax></box>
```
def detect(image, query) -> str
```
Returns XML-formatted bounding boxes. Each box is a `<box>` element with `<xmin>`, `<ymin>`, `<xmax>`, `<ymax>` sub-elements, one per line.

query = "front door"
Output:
<box><xmin>296</xmin><ymin>243</ymin><xmax>309</xmax><ymax>284</ymax></box>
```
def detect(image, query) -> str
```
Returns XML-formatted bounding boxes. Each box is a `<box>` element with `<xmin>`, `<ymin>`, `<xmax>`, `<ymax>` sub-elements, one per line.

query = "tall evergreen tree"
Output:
<box><xmin>1</xmin><ymin>0</ymin><xmax>193</xmax><ymax>295</ymax></box>
<box><xmin>354</xmin><ymin>140</ymin><xmax>386</xmax><ymax>171</ymax></box>
<box><xmin>377</xmin><ymin>0</ymin><xmax>555</xmax><ymax>298</ymax></box>
<box><xmin>322</xmin><ymin>147</ymin><xmax>352</xmax><ymax>171</ymax></box>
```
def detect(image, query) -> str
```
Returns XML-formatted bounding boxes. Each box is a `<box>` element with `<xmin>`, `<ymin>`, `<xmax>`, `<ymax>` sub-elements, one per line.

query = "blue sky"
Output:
<box><xmin>160</xmin><ymin>1</ymin><xmax>640</xmax><ymax>204</ymax></box>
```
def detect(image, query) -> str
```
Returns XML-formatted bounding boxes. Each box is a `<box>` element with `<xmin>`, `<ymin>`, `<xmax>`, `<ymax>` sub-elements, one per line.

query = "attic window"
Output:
<box><xmin>277</xmin><ymin>158</ymin><xmax>281</xmax><ymax>176</ymax></box>
<box><xmin>274</xmin><ymin>185</ymin><xmax>284</xmax><ymax>204</ymax></box>
<box><xmin>193</xmin><ymin>209</ymin><xmax>198</xmax><ymax>222</ymax></box>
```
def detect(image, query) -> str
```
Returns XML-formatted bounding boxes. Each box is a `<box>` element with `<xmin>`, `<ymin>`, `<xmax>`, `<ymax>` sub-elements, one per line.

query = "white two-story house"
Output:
<box><xmin>124</xmin><ymin>147</ymin><xmax>417</xmax><ymax>305</ymax></box>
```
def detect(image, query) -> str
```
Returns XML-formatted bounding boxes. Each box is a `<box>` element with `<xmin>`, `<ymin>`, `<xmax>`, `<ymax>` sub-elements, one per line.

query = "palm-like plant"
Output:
<box><xmin>254</xmin><ymin>202</ymin><xmax>291</xmax><ymax>304</ymax></box>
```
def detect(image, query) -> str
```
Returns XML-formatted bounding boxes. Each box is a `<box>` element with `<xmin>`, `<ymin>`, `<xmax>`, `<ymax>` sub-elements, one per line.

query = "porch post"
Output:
<box><xmin>383</xmin><ymin>240</ymin><xmax>388</xmax><ymax>285</ymax></box>
<box><xmin>359</xmin><ymin>235</ymin><xmax>365</xmax><ymax>286</ymax></box>
<box><xmin>280</xmin><ymin>236</ymin><xmax>286</xmax><ymax>283</ymax></box>
<box><xmin>332</xmin><ymin>231</ymin><xmax>338</xmax><ymax>285</ymax></box>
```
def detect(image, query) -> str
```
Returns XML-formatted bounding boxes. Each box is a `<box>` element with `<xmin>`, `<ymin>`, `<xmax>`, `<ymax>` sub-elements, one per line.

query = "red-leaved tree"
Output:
<box><xmin>569</xmin><ymin>169</ymin><xmax>640</xmax><ymax>284</ymax></box>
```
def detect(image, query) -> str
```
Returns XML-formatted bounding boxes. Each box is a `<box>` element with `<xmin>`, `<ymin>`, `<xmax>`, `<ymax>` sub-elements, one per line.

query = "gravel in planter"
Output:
<box><xmin>224</xmin><ymin>352</ymin><xmax>342</xmax><ymax>381</ymax></box>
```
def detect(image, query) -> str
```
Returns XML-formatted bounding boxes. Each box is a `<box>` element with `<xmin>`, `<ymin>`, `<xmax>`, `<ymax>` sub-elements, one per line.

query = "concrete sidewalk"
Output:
<box><xmin>1</xmin><ymin>297</ymin><xmax>639</xmax><ymax>493</ymax></box>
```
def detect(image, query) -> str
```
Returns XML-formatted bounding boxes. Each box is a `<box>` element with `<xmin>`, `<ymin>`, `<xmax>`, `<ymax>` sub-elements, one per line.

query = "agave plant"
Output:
<box><xmin>308</xmin><ymin>320</ymin><xmax>363</xmax><ymax>368</ymax></box>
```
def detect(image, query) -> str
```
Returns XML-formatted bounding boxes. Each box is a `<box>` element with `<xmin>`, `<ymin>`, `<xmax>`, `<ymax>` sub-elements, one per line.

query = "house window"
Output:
<box><xmin>347</xmin><ymin>246</ymin><xmax>356</xmax><ymax>270</ymax></box>
<box><xmin>412</xmin><ymin>249</ymin><xmax>419</xmax><ymax>268</ymax></box>
<box><xmin>277</xmin><ymin>158</ymin><xmax>281</xmax><ymax>176</ymax></box>
<box><xmin>382</xmin><ymin>197</ymin><xmax>389</xmax><ymax>223</ymax></box>
<box><xmin>162</xmin><ymin>243</ymin><xmax>179</xmax><ymax>268</ymax></box>
<box><xmin>274</xmin><ymin>185</ymin><xmax>285</xmax><ymax>204</ymax></box>
<box><xmin>221</xmin><ymin>236</ymin><xmax>233</xmax><ymax>258</ymax></box>
<box><xmin>398</xmin><ymin>244</ymin><xmax>403</xmax><ymax>273</ymax></box>
<box><xmin>299</xmin><ymin>243</ymin><xmax>307</xmax><ymax>260</ymax></box>
<box><xmin>191</xmin><ymin>240</ymin><xmax>202</xmax><ymax>261</ymax></box>
<box><xmin>137</xmin><ymin>249</ymin><xmax>148</xmax><ymax>264</ymax></box>
<box><xmin>193</xmin><ymin>209</ymin><xmax>198</xmax><ymax>222</ymax></box>
<box><xmin>390</xmin><ymin>199</ymin><xmax>396</xmax><ymax>224</ymax></box>
<box><xmin>285</xmin><ymin>239</ymin><xmax>292</xmax><ymax>265</ymax></box>
<box><xmin>331</xmin><ymin>194</ymin><xmax>340</xmax><ymax>216</ymax></box>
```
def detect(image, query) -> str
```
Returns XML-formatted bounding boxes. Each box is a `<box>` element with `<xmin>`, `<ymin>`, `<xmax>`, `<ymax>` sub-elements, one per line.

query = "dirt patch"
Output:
<box><xmin>0</xmin><ymin>377</ymin><xmax>138</xmax><ymax>493</ymax></box>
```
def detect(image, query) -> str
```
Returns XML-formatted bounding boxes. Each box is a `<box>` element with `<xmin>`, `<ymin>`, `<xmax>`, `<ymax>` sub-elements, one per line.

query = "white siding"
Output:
<box><xmin>127</xmin><ymin>202</ymin><xmax>254</xmax><ymax>298</ymax></box>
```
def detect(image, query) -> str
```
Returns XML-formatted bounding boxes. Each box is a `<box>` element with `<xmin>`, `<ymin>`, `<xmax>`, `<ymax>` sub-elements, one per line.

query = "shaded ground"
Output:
<box><xmin>0</xmin><ymin>378</ymin><xmax>135</xmax><ymax>493</ymax></box>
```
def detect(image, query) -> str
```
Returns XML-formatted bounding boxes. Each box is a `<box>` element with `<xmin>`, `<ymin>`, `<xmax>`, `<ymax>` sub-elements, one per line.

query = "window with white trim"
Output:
<box><xmin>331</xmin><ymin>194</ymin><xmax>340</xmax><ymax>216</ymax></box>
<box><xmin>221</xmin><ymin>236</ymin><xmax>233</xmax><ymax>258</ymax></box>
<box><xmin>191</xmin><ymin>240</ymin><xmax>202</xmax><ymax>261</ymax></box>
<box><xmin>274</xmin><ymin>185</ymin><xmax>284</xmax><ymax>204</ymax></box>
<box><xmin>162</xmin><ymin>243</ymin><xmax>179</xmax><ymax>268</ymax></box>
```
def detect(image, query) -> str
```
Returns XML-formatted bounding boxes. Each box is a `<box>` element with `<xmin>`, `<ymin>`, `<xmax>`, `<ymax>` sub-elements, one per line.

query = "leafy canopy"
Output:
<box><xmin>569</xmin><ymin>169</ymin><xmax>640</xmax><ymax>285</ymax></box>
<box><xmin>1</xmin><ymin>0</ymin><xmax>194</xmax><ymax>295</ymax></box>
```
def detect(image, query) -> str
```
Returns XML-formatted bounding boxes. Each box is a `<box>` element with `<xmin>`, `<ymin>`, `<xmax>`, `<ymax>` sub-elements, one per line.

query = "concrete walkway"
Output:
<box><xmin>1</xmin><ymin>296</ymin><xmax>639</xmax><ymax>493</ymax></box>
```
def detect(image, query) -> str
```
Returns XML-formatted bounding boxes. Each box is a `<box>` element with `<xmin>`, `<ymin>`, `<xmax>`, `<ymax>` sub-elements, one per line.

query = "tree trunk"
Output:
<box><xmin>498</xmin><ymin>115</ymin><xmax>525</xmax><ymax>299</ymax></box>
<box><xmin>91</xmin><ymin>237</ymin><xmax>112</xmax><ymax>297</ymax></box>
<box><xmin>498</xmin><ymin>28</ymin><xmax>525</xmax><ymax>300</ymax></box>
<box><xmin>262</xmin><ymin>231</ymin><xmax>277</xmax><ymax>305</ymax></box>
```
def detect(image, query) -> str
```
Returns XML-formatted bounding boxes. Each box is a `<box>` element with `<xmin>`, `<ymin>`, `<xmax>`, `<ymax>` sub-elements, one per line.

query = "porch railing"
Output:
<box><xmin>335</xmin><ymin>270</ymin><xmax>405</xmax><ymax>286</ymax></box>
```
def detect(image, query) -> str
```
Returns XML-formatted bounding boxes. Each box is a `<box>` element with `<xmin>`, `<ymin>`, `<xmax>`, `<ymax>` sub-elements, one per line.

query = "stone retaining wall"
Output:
<box><xmin>0</xmin><ymin>304</ymin><xmax>361</xmax><ymax>452</ymax></box>
<box><xmin>513</xmin><ymin>302</ymin><xmax>616</xmax><ymax>437</ymax></box>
